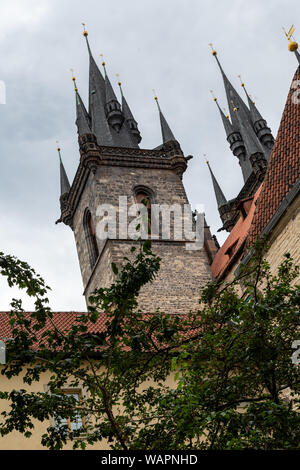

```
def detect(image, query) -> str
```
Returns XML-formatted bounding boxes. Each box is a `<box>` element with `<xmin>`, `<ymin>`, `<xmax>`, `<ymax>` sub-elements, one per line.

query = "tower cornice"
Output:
<box><xmin>59</xmin><ymin>135</ymin><xmax>187</xmax><ymax>228</ymax></box>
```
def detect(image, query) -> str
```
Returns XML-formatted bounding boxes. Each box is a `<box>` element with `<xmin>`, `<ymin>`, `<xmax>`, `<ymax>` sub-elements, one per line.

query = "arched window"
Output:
<box><xmin>135</xmin><ymin>190</ymin><xmax>152</xmax><ymax>235</ymax></box>
<box><xmin>83</xmin><ymin>209</ymin><xmax>99</xmax><ymax>269</ymax></box>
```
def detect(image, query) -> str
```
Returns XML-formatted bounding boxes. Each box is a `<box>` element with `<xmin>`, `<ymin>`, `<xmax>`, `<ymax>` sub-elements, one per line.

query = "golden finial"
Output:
<box><xmin>209</xmin><ymin>42</ymin><xmax>217</xmax><ymax>56</ymax></box>
<box><xmin>238</xmin><ymin>74</ymin><xmax>245</xmax><ymax>87</ymax></box>
<box><xmin>100</xmin><ymin>53</ymin><xmax>106</xmax><ymax>67</ymax></box>
<box><xmin>70</xmin><ymin>68</ymin><xmax>78</xmax><ymax>92</ymax></box>
<box><xmin>238</xmin><ymin>75</ymin><xmax>256</xmax><ymax>104</ymax></box>
<box><xmin>210</xmin><ymin>89</ymin><xmax>217</xmax><ymax>101</ymax></box>
<box><xmin>204</xmin><ymin>154</ymin><xmax>209</xmax><ymax>165</ymax></box>
<box><xmin>222</xmin><ymin>108</ymin><xmax>229</xmax><ymax>119</ymax></box>
<box><xmin>82</xmin><ymin>22</ymin><xmax>88</xmax><ymax>37</ymax></box>
<box><xmin>231</xmin><ymin>100</ymin><xmax>238</xmax><ymax>112</ymax></box>
<box><xmin>152</xmin><ymin>89</ymin><xmax>158</xmax><ymax>101</ymax></box>
<box><xmin>152</xmin><ymin>89</ymin><xmax>161</xmax><ymax>111</ymax></box>
<box><xmin>116</xmin><ymin>73</ymin><xmax>121</xmax><ymax>87</ymax></box>
<box><xmin>283</xmin><ymin>25</ymin><xmax>298</xmax><ymax>51</ymax></box>
<box><xmin>56</xmin><ymin>140</ymin><xmax>61</xmax><ymax>153</ymax></box>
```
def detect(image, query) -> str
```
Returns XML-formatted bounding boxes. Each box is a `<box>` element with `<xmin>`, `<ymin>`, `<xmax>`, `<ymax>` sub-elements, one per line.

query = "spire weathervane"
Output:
<box><xmin>70</xmin><ymin>68</ymin><xmax>78</xmax><ymax>92</ymax></box>
<box><xmin>230</xmin><ymin>99</ymin><xmax>238</xmax><ymax>113</ymax></box>
<box><xmin>211</xmin><ymin>90</ymin><xmax>230</xmax><ymax>119</ymax></box>
<box><xmin>82</xmin><ymin>22</ymin><xmax>88</xmax><ymax>37</ymax></box>
<box><xmin>238</xmin><ymin>75</ymin><xmax>255</xmax><ymax>104</ymax></box>
<box><xmin>209</xmin><ymin>42</ymin><xmax>217</xmax><ymax>56</ymax></box>
<box><xmin>116</xmin><ymin>73</ymin><xmax>123</xmax><ymax>96</ymax></box>
<box><xmin>237</xmin><ymin>74</ymin><xmax>244</xmax><ymax>87</ymax></box>
<box><xmin>210</xmin><ymin>89</ymin><xmax>217</xmax><ymax>102</ymax></box>
<box><xmin>153</xmin><ymin>89</ymin><xmax>162</xmax><ymax>112</ymax></box>
<box><xmin>283</xmin><ymin>25</ymin><xmax>300</xmax><ymax>65</ymax></box>
<box><xmin>100</xmin><ymin>53</ymin><xmax>106</xmax><ymax>73</ymax></box>
<box><xmin>82</xmin><ymin>22</ymin><xmax>92</xmax><ymax>56</ymax></box>
<box><xmin>283</xmin><ymin>25</ymin><xmax>299</xmax><ymax>52</ymax></box>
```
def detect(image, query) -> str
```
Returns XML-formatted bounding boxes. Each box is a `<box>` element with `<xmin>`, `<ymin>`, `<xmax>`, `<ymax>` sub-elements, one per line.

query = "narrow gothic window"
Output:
<box><xmin>136</xmin><ymin>191</ymin><xmax>151</xmax><ymax>234</ymax></box>
<box><xmin>84</xmin><ymin>209</ymin><xmax>99</xmax><ymax>269</ymax></box>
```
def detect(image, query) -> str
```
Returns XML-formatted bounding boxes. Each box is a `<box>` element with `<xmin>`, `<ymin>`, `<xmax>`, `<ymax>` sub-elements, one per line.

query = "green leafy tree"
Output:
<box><xmin>0</xmin><ymin>240</ymin><xmax>299</xmax><ymax>450</ymax></box>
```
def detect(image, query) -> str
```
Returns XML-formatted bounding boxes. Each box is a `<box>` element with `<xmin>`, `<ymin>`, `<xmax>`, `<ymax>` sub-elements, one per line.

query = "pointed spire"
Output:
<box><xmin>82</xmin><ymin>24</ymin><xmax>106</xmax><ymax>102</ymax></box>
<box><xmin>210</xmin><ymin>44</ymin><xmax>251</xmax><ymax>130</ymax></box>
<box><xmin>206</xmin><ymin>159</ymin><xmax>227</xmax><ymax>208</ymax></box>
<box><xmin>118</xmin><ymin>81</ymin><xmax>141</xmax><ymax>144</ymax></box>
<box><xmin>82</xmin><ymin>26</ymin><xmax>113</xmax><ymax>145</ymax></box>
<box><xmin>238</xmin><ymin>75</ymin><xmax>274</xmax><ymax>151</ymax></box>
<box><xmin>71</xmin><ymin>71</ymin><xmax>92</xmax><ymax>136</ymax></box>
<box><xmin>102</xmin><ymin>59</ymin><xmax>118</xmax><ymax>103</ymax></box>
<box><xmin>210</xmin><ymin>91</ymin><xmax>249</xmax><ymax>179</ymax></box>
<box><xmin>210</xmin><ymin>90</ymin><xmax>235</xmax><ymax>138</ymax></box>
<box><xmin>101</xmin><ymin>61</ymin><xmax>124</xmax><ymax>133</ymax></box>
<box><xmin>154</xmin><ymin>95</ymin><xmax>176</xmax><ymax>143</ymax></box>
<box><xmin>57</xmin><ymin>144</ymin><xmax>70</xmax><ymax>196</ymax></box>
<box><xmin>82</xmin><ymin>28</ymin><xmax>128</xmax><ymax>147</ymax></box>
<box><xmin>80</xmin><ymin>25</ymin><xmax>140</xmax><ymax>148</ymax></box>
<box><xmin>238</xmin><ymin>76</ymin><xmax>263</xmax><ymax>123</ymax></box>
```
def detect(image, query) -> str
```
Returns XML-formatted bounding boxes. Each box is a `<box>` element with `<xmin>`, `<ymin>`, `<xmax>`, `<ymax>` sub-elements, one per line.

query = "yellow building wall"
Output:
<box><xmin>264</xmin><ymin>195</ymin><xmax>300</xmax><ymax>284</ymax></box>
<box><xmin>0</xmin><ymin>365</ymin><xmax>177</xmax><ymax>450</ymax></box>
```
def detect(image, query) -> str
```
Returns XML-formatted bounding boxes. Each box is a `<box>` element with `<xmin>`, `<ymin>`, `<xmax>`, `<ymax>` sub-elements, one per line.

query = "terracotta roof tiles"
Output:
<box><xmin>248</xmin><ymin>67</ymin><xmax>300</xmax><ymax>243</ymax></box>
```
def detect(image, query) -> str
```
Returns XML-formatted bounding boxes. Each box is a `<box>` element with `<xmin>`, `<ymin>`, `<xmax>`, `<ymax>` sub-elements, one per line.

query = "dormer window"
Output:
<box><xmin>236</xmin><ymin>196</ymin><xmax>254</xmax><ymax>220</ymax></box>
<box><xmin>225</xmin><ymin>239</ymin><xmax>238</xmax><ymax>258</ymax></box>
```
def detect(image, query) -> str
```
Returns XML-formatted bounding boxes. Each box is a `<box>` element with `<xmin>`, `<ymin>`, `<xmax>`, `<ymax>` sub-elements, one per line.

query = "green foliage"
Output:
<box><xmin>0</xmin><ymin>240</ymin><xmax>299</xmax><ymax>450</ymax></box>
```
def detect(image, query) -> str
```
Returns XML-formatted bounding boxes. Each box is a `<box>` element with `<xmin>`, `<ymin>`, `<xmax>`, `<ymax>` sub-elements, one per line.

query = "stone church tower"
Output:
<box><xmin>57</xmin><ymin>29</ymin><xmax>217</xmax><ymax>314</ymax></box>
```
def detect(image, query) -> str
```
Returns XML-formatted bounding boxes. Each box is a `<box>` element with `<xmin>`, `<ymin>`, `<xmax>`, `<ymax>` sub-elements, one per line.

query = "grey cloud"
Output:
<box><xmin>0</xmin><ymin>0</ymin><xmax>298</xmax><ymax>309</ymax></box>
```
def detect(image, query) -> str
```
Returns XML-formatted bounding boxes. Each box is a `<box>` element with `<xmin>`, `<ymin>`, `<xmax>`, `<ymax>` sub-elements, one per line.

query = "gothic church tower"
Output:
<box><xmin>57</xmin><ymin>29</ymin><xmax>216</xmax><ymax>314</ymax></box>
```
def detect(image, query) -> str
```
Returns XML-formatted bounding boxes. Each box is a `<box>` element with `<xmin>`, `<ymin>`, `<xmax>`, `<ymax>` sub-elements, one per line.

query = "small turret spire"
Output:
<box><xmin>210</xmin><ymin>90</ymin><xmax>234</xmax><ymax>137</ymax></box>
<box><xmin>71</xmin><ymin>70</ymin><xmax>92</xmax><ymax>136</ymax></box>
<box><xmin>238</xmin><ymin>75</ymin><xmax>274</xmax><ymax>151</ymax></box>
<box><xmin>210</xmin><ymin>45</ymin><xmax>251</xmax><ymax>130</ymax></box>
<box><xmin>210</xmin><ymin>91</ymin><xmax>248</xmax><ymax>178</ymax></box>
<box><xmin>238</xmin><ymin>75</ymin><xmax>262</xmax><ymax>121</ymax></box>
<box><xmin>118</xmin><ymin>80</ymin><xmax>141</xmax><ymax>144</ymax></box>
<box><xmin>101</xmin><ymin>59</ymin><xmax>124</xmax><ymax>133</ymax></box>
<box><xmin>154</xmin><ymin>94</ymin><xmax>176</xmax><ymax>143</ymax></box>
<box><xmin>206</xmin><ymin>158</ymin><xmax>227</xmax><ymax>208</ymax></box>
<box><xmin>56</xmin><ymin>143</ymin><xmax>70</xmax><ymax>196</ymax></box>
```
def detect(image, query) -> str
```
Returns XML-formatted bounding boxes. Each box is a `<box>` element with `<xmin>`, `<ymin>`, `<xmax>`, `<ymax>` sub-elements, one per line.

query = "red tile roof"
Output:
<box><xmin>0</xmin><ymin>311</ymin><xmax>201</xmax><ymax>351</ymax></box>
<box><xmin>0</xmin><ymin>312</ymin><xmax>106</xmax><ymax>341</ymax></box>
<box><xmin>248</xmin><ymin>66</ymin><xmax>300</xmax><ymax>243</ymax></box>
<box><xmin>211</xmin><ymin>186</ymin><xmax>262</xmax><ymax>279</ymax></box>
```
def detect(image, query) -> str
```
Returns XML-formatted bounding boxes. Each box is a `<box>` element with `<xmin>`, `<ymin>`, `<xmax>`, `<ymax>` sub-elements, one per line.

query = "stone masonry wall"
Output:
<box><xmin>72</xmin><ymin>162</ymin><xmax>212</xmax><ymax>311</ymax></box>
<box><xmin>85</xmin><ymin>240</ymin><xmax>212</xmax><ymax>314</ymax></box>
<box><xmin>264</xmin><ymin>195</ymin><xmax>300</xmax><ymax>285</ymax></box>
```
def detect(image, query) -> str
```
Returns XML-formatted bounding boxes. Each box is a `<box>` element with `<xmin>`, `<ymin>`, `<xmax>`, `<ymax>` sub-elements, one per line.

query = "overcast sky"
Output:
<box><xmin>0</xmin><ymin>0</ymin><xmax>298</xmax><ymax>311</ymax></box>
